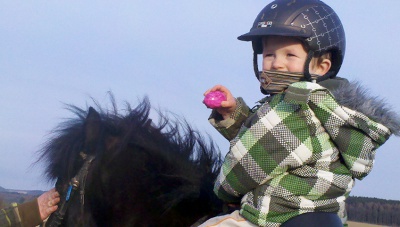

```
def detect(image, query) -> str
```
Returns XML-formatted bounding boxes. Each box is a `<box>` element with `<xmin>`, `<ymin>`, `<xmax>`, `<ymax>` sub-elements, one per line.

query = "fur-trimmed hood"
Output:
<box><xmin>321</xmin><ymin>78</ymin><xmax>400</xmax><ymax>136</ymax></box>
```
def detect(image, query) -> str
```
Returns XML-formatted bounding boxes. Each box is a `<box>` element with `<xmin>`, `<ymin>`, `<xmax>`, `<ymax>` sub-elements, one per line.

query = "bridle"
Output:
<box><xmin>46</xmin><ymin>152</ymin><xmax>96</xmax><ymax>227</ymax></box>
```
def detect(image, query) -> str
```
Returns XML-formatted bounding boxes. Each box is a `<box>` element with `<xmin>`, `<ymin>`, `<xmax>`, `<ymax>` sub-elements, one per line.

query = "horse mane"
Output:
<box><xmin>37</xmin><ymin>96</ymin><xmax>224</xmax><ymax>226</ymax></box>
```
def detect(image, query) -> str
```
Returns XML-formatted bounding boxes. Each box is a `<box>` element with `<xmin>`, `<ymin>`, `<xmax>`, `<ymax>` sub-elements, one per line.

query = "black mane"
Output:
<box><xmin>37</xmin><ymin>97</ymin><xmax>224</xmax><ymax>226</ymax></box>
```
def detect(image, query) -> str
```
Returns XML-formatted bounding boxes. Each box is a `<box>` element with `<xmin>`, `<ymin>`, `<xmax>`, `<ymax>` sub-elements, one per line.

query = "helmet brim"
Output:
<box><xmin>238</xmin><ymin>25</ymin><xmax>312</xmax><ymax>41</ymax></box>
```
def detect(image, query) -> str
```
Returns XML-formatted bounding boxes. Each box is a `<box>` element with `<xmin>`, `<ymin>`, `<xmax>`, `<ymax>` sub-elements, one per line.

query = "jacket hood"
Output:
<box><xmin>321</xmin><ymin>78</ymin><xmax>400</xmax><ymax>136</ymax></box>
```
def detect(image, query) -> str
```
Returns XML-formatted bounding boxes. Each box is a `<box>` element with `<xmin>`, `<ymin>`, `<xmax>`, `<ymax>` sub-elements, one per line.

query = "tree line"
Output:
<box><xmin>346</xmin><ymin>196</ymin><xmax>400</xmax><ymax>226</ymax></box>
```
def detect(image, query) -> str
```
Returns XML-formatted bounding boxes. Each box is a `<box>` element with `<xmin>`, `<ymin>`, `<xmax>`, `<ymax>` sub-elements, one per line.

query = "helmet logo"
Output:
<box><xmin>258</xmin><ymin>21</ymin><xmax>273</xmax><ymax>28</ymax></box>
<box><xmin>271</xmin><ymin>4</ymin><xmax>277</xmax><ymax>9</ymax></box>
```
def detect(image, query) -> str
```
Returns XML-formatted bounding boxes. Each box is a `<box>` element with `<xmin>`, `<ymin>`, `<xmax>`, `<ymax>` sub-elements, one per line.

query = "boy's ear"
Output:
<box><xmin>312</xmin><ymin>59</ymin><xmax>332</xmax><ymax>76</ymax></box>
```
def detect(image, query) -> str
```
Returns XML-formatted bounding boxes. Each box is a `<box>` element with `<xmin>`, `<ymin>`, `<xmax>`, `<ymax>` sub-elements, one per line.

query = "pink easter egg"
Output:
<box><xmin>203</xmin><ymin>91</ymin><xmax>227</xmax><ymax>109</ymax></box>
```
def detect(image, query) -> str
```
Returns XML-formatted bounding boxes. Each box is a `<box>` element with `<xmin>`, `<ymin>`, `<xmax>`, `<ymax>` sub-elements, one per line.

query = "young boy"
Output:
<box><xmin>201</xmin><ymin>0</ymin><xmax>400</xmax><ymax>226</ymax></box>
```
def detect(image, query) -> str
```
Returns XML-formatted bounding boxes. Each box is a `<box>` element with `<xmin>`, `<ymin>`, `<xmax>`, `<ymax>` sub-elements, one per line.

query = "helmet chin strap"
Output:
<box><xmin>304</xmin><ymin>50</ymin><xmax>336</xmax><ymax>83</ymax></box>
<box><xmin>253</xmin><ymin>51</ymin><xmax>259</xmax><ymax>81</ymax></box>
<box><xmin>303</xmin><ymin>51</ymin><xmax>314</xmax><ymax>82</ymax></box>
<box><xmin>253</xmin><ymin>52</ymin><xmax>269</xmax><ymax>95</ymax></box>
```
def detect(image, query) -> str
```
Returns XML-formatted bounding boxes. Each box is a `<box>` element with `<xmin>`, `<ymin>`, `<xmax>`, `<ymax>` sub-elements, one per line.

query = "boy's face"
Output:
<box><xmin>262</xmin><ymin>36</ymin><xmax>308</xmax><ymax>73</ymax></box>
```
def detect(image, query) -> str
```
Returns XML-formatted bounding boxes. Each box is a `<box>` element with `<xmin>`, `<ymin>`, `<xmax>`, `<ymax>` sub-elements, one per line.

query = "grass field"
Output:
<box><xmin>348</xmin><ymin>221</ymin><xmax>386</xmax><ymax>227</ymax></box>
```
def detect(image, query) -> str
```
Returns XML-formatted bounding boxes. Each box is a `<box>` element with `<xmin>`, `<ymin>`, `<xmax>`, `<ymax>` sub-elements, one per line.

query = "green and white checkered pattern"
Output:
<box><xmin>211</xmin><ymin>82</ymin><xmax>391</xmax><ymax>226</ymax></box>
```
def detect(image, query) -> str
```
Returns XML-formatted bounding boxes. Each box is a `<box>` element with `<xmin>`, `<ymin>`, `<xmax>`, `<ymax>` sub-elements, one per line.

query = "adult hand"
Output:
<box><xmin>37</xmin><ymin>188</ymin><xmax>60</xmax><ymax>220</ymax></box>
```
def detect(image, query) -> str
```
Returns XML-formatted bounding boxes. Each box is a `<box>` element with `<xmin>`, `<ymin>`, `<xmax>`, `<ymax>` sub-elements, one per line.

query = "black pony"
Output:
<box><xmin>38</xmin><ymin>98</ymin><xmax>224</xmax><ymax>226</ymax></box>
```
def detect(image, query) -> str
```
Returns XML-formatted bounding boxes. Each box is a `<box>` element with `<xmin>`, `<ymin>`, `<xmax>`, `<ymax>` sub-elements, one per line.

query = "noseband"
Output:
<box><xmin>46</xmin><ymin>152</ymin><xmax>95</xmax><ymax>227</ymax></box>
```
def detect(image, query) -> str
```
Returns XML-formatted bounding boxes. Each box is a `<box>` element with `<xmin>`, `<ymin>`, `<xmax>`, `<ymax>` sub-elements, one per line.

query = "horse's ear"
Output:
<box><xmin>84</xmin><ymin>107</ymin><xmax>102</xmax><ymax>149</ymax></box>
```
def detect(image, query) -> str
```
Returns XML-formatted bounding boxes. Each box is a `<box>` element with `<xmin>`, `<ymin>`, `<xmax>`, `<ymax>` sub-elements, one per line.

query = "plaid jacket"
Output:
<box><xmin>209</xmin><ymin>81</ymin><xmax>392</xmax><ymax>226</ymax></box>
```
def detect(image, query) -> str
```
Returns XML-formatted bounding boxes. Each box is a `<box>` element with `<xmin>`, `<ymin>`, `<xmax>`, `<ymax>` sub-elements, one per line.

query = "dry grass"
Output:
<box><xmin>348</xmin><ymin>221</ymin><xmax>387</xmax><ymax>227</ymax></box>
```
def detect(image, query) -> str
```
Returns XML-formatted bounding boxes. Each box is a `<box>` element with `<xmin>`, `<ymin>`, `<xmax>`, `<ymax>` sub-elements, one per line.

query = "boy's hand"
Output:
<box><xmin>204</xmin><ymin>85</ymin><xmax>237</xmax><ymax>119</ymax></box>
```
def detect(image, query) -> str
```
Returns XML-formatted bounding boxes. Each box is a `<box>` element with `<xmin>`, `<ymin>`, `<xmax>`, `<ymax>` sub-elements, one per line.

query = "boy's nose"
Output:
<box><xmin>271</xmin><ymin>57</ymin><xmax>284</xmax><ymax>70</ymax></box>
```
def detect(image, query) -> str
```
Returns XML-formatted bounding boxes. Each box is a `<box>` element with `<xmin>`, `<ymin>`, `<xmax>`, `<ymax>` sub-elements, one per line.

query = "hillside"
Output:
<box><xmin>0</xmin><ymin>186</ymin><xmax>44</xmax><ymax>208</ymax></box>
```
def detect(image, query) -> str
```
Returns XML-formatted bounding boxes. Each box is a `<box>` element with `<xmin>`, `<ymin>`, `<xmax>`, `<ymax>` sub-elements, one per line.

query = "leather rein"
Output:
<box><xmin>46</xmin><ymin>152</ymin><xmax>96</xmax><ymax>227</ymax></box>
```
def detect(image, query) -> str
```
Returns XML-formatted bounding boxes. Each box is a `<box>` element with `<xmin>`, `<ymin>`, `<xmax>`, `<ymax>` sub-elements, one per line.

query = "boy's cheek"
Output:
<box><xmin>262</xmin><ymin>61</ymin><xmax>271</xmax><ymax>71</ymax></box>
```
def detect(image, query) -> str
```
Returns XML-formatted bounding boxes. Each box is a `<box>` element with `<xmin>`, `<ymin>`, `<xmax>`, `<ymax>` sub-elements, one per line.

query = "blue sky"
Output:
<box><xmin>1</xmin><ymin>1</ymin><xmax>399</xmax><ymax>201</ymax></box>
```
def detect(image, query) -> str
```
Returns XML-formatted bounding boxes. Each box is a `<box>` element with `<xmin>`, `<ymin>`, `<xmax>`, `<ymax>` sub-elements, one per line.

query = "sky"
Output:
<box><xmin>1</xmin><ymin>1</ymin><xmax>399</xmax><ymax>201</ymax></box>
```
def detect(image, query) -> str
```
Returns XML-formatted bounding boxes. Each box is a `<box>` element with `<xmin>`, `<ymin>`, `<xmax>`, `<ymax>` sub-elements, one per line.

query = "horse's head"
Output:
<box><xmin>39</xmin><ymin>105</ymin><xmax>109</xmax><ymax>226</ymax></box>
<box><xmin>39</xmin><ymin>98</ymin><xmax>224</xmax><ymax>226</ymax></box>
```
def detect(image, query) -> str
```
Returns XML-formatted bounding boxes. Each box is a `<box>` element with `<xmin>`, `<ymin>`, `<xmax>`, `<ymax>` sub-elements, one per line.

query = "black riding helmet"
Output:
<box><xmin>238</xmin><ymin>0</ymin><xmax>345</xmax><ymax>83</ymax></box>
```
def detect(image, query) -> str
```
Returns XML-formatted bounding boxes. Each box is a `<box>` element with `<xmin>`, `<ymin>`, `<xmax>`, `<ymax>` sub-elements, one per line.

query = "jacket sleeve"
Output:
<box><xmin>208</xmin><ymin>97</ymin><xmax>251</xmax><ymax>141</ymax></box>
<box><xmin>19</xmin><ymin>199</ymin><xmax>42</xmax><ymax>227</ymax></box>
<box><xmin>0</xmin><ymin>199</ymin><xmax>42</xmax><ymax>227</ymax></box>
<box><xmin>0</xmin><ymin>203</ymin><xmax>19</xmax><ymax>227</ymax></box>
